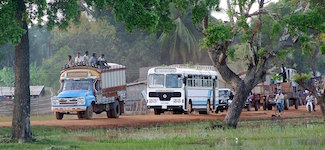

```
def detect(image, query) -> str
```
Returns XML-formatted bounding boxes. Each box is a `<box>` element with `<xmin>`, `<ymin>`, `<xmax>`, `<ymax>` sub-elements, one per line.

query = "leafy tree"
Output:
<box><xmin>0</xmin><ymin>67</ymin><xmax>14</xmax><ymax>87</ymax></box>
<box><xmin>0</xmin><ymin>0</ymin><xmax>80</xmax><ymax>142</ymax></box>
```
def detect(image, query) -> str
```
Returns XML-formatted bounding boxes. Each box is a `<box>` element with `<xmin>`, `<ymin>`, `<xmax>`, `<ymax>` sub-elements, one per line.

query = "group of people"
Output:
<box><xmin>274</xmin><ymin>90</ymin><xmax>316</xmax><ymax>117</ymax></box>
<box><xmin>66</xmin><ymin>51</ymin><xmax>109</xmax><ymax>68</ymax></box>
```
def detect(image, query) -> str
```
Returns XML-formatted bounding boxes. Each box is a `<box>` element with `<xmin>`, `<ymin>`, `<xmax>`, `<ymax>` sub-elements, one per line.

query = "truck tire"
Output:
<box><xmin>56</xmin><ymin>112</ymin><xmax>64</xmax><ymax>120</ymax></box>
<box><xmin>263</xmin><ymin>102</ymin><xmax>267</xmax><ymax>110</ymax></box>
<box><xmin>284</xmin><ymin>99</ymin><xmax>289</xmax><ymax>110</ymax></box>
<box><xmin>247</xmin><ymin>102</ymin><xmax>251</xmax><ymax>111</ymax></box>
<box><xmin>110</xmin><ymin>100</ymin><xmax>120</xmax><ymax>118</ymax></box>
<box><xmin>85</xmin><ymin>105</ymin><xmax>93</xmax><ymax>120</ymax></box>
<box><xmin>267</xmin><ymin>103</ymin><xmax>272</xmax><ymax>110</ymax></box>
<box><xmin>254</xmin><ymin>101</ymin><xmax>259</xmax><ymax>111</ymax></box>
<box><xmin>295</xmin><ymin>99</ymin><xmax>299</xmax><ymax>109</ymax></box>
<box><xmin>77</xmin><ymin>112</ymin><xmax>85</xmax><ymax>119</ymax></box>
<box><xmin>154</xmin><ymin>109</ymin><xmax>162</xmax><ymax>115</ymax></box>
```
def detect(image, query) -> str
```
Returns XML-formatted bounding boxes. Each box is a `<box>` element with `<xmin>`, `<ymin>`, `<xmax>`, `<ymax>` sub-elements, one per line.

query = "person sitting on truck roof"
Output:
<box><xmin>89</xmin><ymin>53</ymin><xmax>97</xmax><ymax>66</ymax></box>
<box><xmin>75</xmin><ymin>52</ymin><xmax>83</xmax><ymax>65</ymax></box>
<box><xmin>83</xmin><ymin>51</ymin><xmax>89</xmax><ymax>65</ymax></box>
<box><xmin>97</xmin><ymin>54</ymin><xmax>108</xmax><ymax>68</ymax></box>
<box><xmin>67</xmin><ymin>55</ymin><xmax>72</xmax><ymax>67</ymax></box>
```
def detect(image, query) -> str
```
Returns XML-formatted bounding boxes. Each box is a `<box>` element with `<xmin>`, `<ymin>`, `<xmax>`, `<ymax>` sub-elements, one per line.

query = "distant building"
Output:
<box><xmin>0</xmin><ymin>86</ymin><xmax>45</xmax><ymax>100</ymax></box>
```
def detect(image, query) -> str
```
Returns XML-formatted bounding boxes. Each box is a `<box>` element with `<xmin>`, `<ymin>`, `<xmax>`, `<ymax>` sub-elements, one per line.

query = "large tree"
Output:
<box><xmin>0</xmin><ymin>0</ymin><xmax>80</xmax><ymax>142</ymax></box>
<box><xmin>105</xmin><ymin>0</ymin><xmax>324</xmax><ymax>127</ymax></box>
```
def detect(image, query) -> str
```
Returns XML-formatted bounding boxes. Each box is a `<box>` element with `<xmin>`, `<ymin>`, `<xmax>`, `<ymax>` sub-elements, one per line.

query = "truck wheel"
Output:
<box><xmin>284</xmin><ymin>99</ymin><xmax>289</xmax><ymax>110</ymax></box>
<box><xmin>77</xmin><ymin>111</ymin><xmax>85</xmax><ymax>119</ymax></box>
<box><xmin>85</xmin><ymin>105</ymin><xmax>93</xmax><ymax>120</ymax></box>
<box><xmin>154</xmin><ymin>109</ymin><xmax>162</xmax><ymax>115</ymax></box>
<box><xmin>267</xmin><ymin>103</ymin><xmax>272</xmax><ymax>110</ymax></box>
<box><xmin>215</xmin><ymin>109</ymin><xmax>219</xmax><ymax>114</ymax></box>
<box><xmin>254</xmin><ymin>101</ymin><xmax>259</xmax><ymax>111</ymax></box>
<box><xmin>110</xmin><ymin>100</ymin><xmax>120</xmax><ymax>118</ymax></box>
<box><xmin>295</xmin><ymin>99</ymin><xmax>299</xmax><ymax>109</ymax></box>
<box><xmin>263</xmin><ymin>102</ymin><xmax>266</xmax><ymax>110</ymax></box>
<box><xmin>56</xmin><ymin>112</ymin><xmax>64</xmax><ymax>120</ymax></box>
<box><xmin>247</xmin><ymin>103</ymin><xmax>251</xmax><ymax>111</ymax></box>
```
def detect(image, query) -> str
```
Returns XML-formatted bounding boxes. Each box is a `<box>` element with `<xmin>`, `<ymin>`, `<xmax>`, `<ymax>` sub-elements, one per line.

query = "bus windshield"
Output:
<box><xmin>166</xmin><ymin>74</ymin><xmax>182</xmax><ymax>88</ymax></box>
<box><xmin>148</xmin><ymin>74</ymin><xmax>164</xmax><ymax>88</ymax></box>
<box><xmin>63</xmin><ymin>80</ymin><xmax>92</xmax><ymax>91</ymax></box>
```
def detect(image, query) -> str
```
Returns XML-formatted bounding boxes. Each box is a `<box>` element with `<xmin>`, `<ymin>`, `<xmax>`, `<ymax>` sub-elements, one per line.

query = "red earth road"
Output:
<box><xmin>0</xmin><ymin>106</ymin><xmax>322</xmax><ymax>129</ymax></box>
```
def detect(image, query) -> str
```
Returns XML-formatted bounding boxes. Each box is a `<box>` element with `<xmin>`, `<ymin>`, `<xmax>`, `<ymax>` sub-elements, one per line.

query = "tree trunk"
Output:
<box><xmin>11</xmin><ymin>1</ymin><xmax>32</xmax><ymax>143</ymax></box>
<box><xmin>224</xmin><ymin>82</ymin><xmax>252</xmax><ymax>128</ymax></box>
<box><xmin>318</xmin><ymin>95</ymin><xmax>325</xmax><ymax>121</ymax></box>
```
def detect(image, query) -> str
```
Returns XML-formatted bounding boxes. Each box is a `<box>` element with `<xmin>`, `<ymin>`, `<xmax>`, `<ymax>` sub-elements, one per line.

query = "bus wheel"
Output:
<box><xmin>188</xmin><ymin>102</ymin><xmax>193</xmax><ymax>114</ymax></box>
<box><xmin>85</xmin><ymin>105</ymin><xmax>93</xmax><ymax>120</ymax></box>
<box><xmin>110</xmin><ymin>100</ymin><xmax>120</xmax><ymax>118</ymax></box>
<box><xmin>56</xmin><ymin>112</ymin><xmax>64</xmax><ymax>120</ymax></box>
<box><xmin>154</xmin><ymin>109</ymin><xmax>162</xmax><ymax>115</ymax></box>
<box><xmin>77</xmin><ymin>111</ymin><xmax>85</xmax><ymax>119</ymax></box>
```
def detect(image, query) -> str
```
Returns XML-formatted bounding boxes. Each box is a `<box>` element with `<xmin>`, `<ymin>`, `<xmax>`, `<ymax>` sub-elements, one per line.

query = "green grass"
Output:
<box><xmin>0</xmin><ymin>119</ymin><xmax>324</xmax><ymax>150</ymax></box>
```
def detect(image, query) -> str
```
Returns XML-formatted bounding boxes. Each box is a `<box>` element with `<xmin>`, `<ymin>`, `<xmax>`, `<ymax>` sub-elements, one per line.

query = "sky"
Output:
<box><xmin>211</xmin><ymin>0</ymin><xmax>280</xmax><ymax>21</ymax></box>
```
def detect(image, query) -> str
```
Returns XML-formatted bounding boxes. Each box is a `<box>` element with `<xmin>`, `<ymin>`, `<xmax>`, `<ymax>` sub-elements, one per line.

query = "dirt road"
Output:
<box><xmin>0</xmin><ymin>106</ymin><xmax>322</xmax><ymax>129</ymax></box>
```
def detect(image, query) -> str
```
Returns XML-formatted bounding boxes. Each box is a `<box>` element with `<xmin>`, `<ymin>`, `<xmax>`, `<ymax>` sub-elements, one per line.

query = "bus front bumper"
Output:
<box><xmin>147</xmin><ymin>105</ymin><xmax>183</xmax><ymax>110</ymax></box>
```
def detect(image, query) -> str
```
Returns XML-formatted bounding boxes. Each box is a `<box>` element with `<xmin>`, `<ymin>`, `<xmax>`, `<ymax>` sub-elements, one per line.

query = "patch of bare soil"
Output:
<box><xmin>0</xmin><ymin>106</ymin><xmax>322</xmax><ymax>129</ymax></box>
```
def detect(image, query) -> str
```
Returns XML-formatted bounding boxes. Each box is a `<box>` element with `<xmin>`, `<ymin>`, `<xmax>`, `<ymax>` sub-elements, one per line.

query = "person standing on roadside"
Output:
<box><xmin>280</xmin><ymin>64</ymin><xmax>287</xmax><ymax>82</ymax></box>
<box><xmin>275</xmin><ymin>90</ymin><xmax>284</xmax><ymax>117</ymax></box>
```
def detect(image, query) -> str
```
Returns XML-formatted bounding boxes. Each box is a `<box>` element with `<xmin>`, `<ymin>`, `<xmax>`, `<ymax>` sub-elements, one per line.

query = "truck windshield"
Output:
<box><xmin>63</xmin><ymin>80</ymin><xmax>91</xmax><ymax>91</ymax></box>
<box><xmin>166</xmin><ymin>74</ymin><xmax>182</xmax><ymax>88</ymax></box>
<box><xmin>219</xmin><ymin>90</ymin><xmax>230</xmax><ymax>98</ymax></box>
<box><xmin>148</xmin><ymin>74</ymin><xmax>164</xmax><ymax>88</ymax></box>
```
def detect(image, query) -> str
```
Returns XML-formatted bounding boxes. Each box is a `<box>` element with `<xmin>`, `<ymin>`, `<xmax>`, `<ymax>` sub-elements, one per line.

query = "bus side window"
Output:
<box><xmin>187</xmin><ymin>75</ymin><xmax>193</xmax><ymax>87</ymax></box>
<box><xmin>204</xmin><ymin>76</ymin><xmax>209</xmax><ymax>87</ymax></box>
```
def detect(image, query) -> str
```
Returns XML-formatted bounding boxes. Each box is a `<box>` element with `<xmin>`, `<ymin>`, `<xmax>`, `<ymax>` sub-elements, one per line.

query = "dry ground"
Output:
<box><xmin>0</xmin><ymin>105</ymin><xmax>322</xmax><ymax>129</ymax></box>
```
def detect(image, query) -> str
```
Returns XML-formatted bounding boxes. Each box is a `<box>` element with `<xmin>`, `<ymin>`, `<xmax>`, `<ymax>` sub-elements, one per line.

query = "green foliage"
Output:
<box><xmin>0</xmin><ymin>67</ymin><xmax>14</xmax><ymax>87</ymax></box>
<box><xmin>257</xmin><ymin>48</ymin><xmax>265</xmax><ymax>58</ymax></box>
<box><xmin>293</xmin><ymin>73</ymin><xmax>312</xmax><ymax>84</ymax></box>
<box><xmin>321</xmin><ymin>44</ymin><xmax>325</xmax><ymax>54</ymax></box>
<box><xmin>191</xmin><ymin>0</ymin><xmax>220</xmax><ymax>24</ymax></box>
<box><xmin>227</xmin><ymin>48</ymin><xmax>236</xmax><ymax>60</ymax></box>
<box><xmin>30</xmin><ymin>62</ymin><xmax>43</xmax><ymax>86</ymax></box>
<box><xmin>40</xmin><ymin>46</ymin><xmax>73</xmax><ymax>91</ymax></box>
<box><xmin>270</xmin><ymin>21</ymin><xmax>281</xmax><ymax>37</ymax></box>
<box><xmin>276</xmin><ymin>48</ymin><xmax>293</xmax><ymax>59</ymax></box>
<box><xmin>201</xmin><ymin>23</ymin><xmax>233</xmax><ymax>48</ymax></box>
<box><xmin>271</xmin><ymin>73</ymin><xmax>282</xmax><ymax>81</ymax></box>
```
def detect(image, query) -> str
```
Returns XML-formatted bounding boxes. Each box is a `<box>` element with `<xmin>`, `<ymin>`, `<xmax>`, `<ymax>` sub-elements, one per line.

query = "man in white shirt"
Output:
<box><xmin>275</xmin><ymin>90</ymin><xmax>284</xmax><ymax>117</ymax></box>
<box><xmin>75</xmin><ymin>52</ymin><xmax>83</xmax><ymax>65</ymax></box>
<box><xmin>83</xmin><ymin>51</ymin><xmax>89</xmax><ymax>65</ymax></box>
<box><xmin>306</xmin><ymin>92</ymin><xmax>316</xmax><ymax>111</ymax></box>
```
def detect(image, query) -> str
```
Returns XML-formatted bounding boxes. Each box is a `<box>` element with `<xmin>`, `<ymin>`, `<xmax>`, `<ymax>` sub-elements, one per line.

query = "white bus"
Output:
<box><xmin>146</xmin><ymin>67</ymin><xmax>219</xmax><ymax>115</ymax></box>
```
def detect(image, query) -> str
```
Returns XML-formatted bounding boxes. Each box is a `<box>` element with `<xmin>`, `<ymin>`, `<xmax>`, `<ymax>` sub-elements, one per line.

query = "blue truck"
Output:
<box><xmin>51</xmin><ymin>64</ymin><xmax>126</xmax><ymax>120</ymax></box>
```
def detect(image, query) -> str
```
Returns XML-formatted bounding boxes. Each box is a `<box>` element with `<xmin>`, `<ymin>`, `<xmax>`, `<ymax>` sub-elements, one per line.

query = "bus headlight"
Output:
<box><xmin>77</xmin><ymin>97</ymin><xmax>85</xmax><ymax>105</ymax></box>
<box><xmin>173</xmin><ymin>99</ymin><xmax>181</xmax><ymax>103</ymax></box>
<box><xmin>148</xmin><ymin>99</ymin><xmax>158</xmax><ymax>103</ymax></box>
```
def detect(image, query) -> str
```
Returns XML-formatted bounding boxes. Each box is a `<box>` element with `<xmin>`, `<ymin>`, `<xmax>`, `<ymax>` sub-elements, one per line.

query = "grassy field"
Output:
<box><xmin>0</xmin><ymin>119</ymin><xmax>324</xmax><ymax>150</ymax></box>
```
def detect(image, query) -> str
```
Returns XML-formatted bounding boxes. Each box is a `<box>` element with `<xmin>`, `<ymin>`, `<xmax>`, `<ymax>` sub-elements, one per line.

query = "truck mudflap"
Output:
<box><xmin>51</xmin><ymin>106</ymin><xmax>87</xmax><ymax>113</ymax></box>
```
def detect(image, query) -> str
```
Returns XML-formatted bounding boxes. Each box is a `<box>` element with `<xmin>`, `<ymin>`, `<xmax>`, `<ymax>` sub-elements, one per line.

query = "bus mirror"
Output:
<box><xmin>183</xmin><ymin>77</ymin><xmax>187</xmax><ymax>85</ymax></box>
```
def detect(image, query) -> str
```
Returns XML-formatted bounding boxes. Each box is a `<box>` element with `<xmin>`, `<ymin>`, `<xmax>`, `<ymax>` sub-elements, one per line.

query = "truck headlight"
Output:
<box><xmin>51</xmin><ymin>98</ymin><xmax>59</xmax><ymax>105</ymax></box>
<box><xmin>77</xmin><ymin>97</ymin><xmax>85</xmax><ymax>105</ymax></box>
